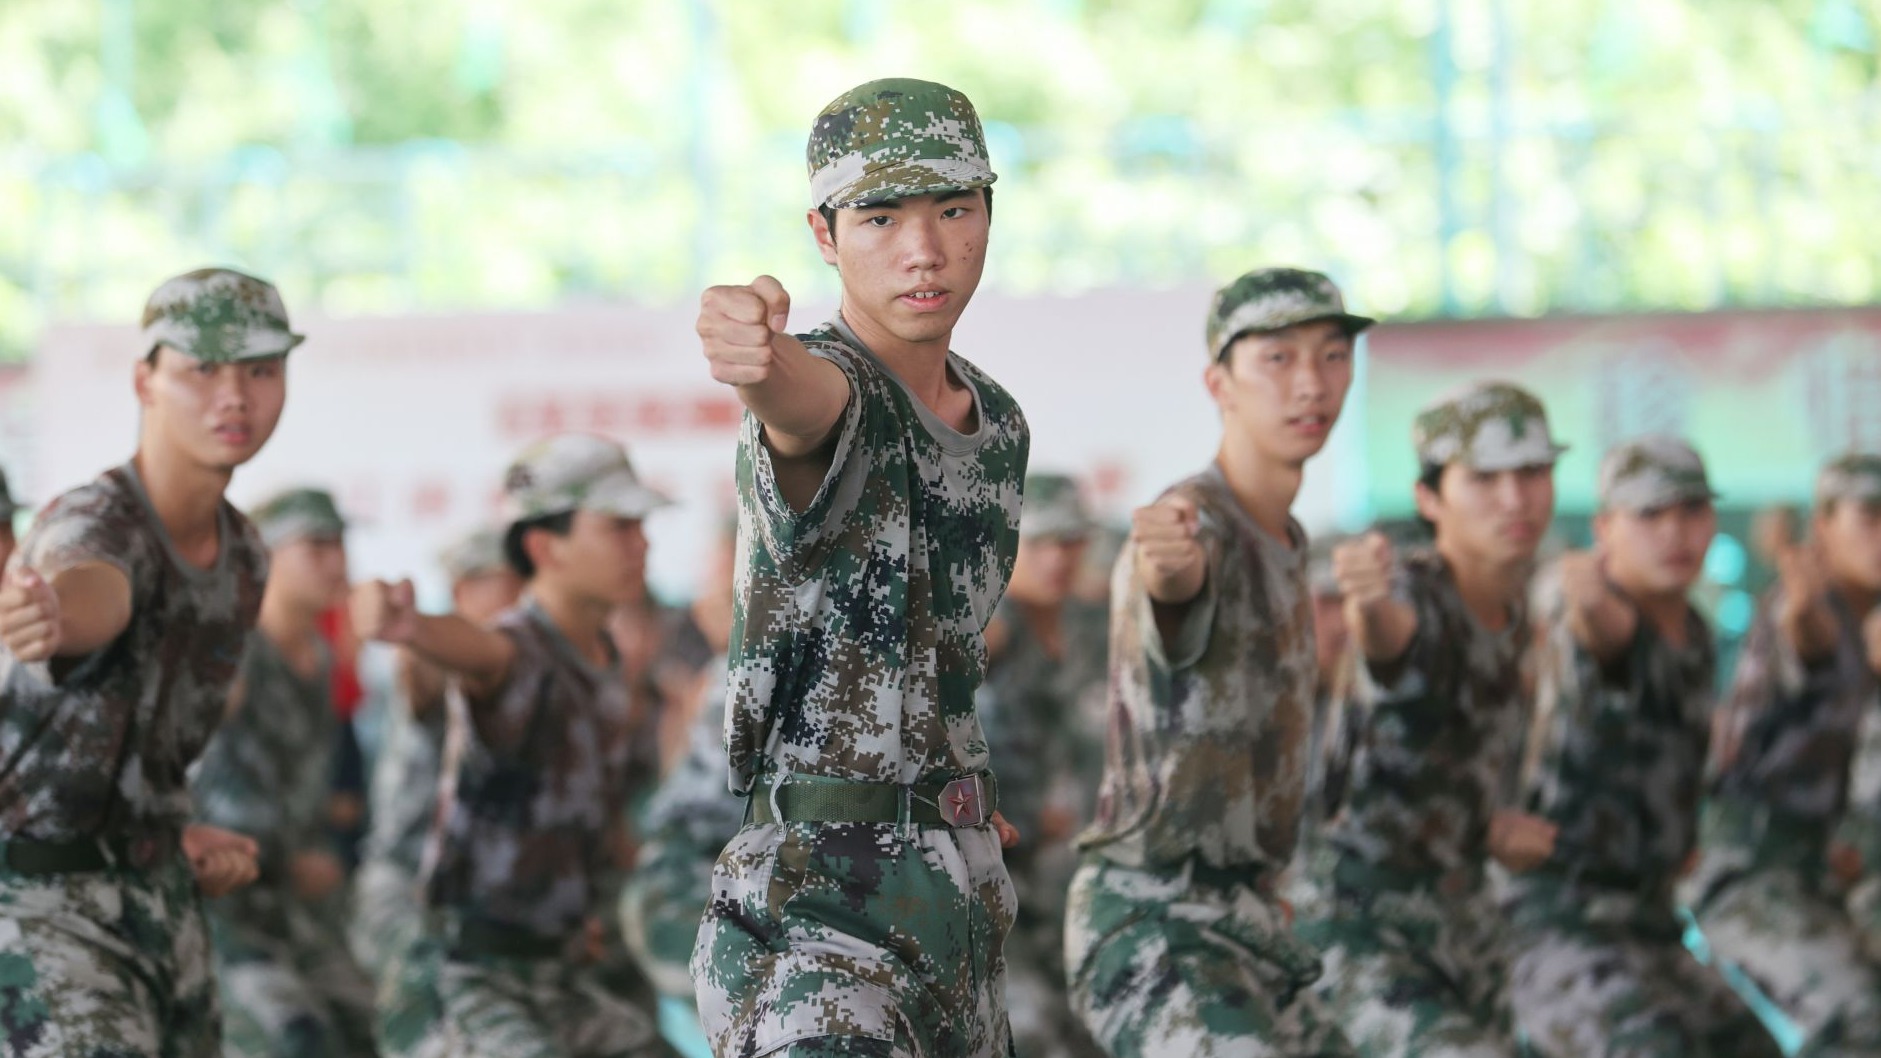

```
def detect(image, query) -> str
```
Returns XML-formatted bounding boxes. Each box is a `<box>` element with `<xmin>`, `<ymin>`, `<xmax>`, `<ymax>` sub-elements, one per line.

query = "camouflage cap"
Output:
<box><xmin>1816</xmin><ymin>451</ymin><xmax>1881</xmax><ymax>509</ymax></box>
<box><xmin>250</xmin><ymin>487</ymin><xmax>346</xmax><ymax>549</ymax></box>
<box><xmin>0</xmin><ymin>465</ymin><xmax>24</xmax><ymax>521</ymax></box>
<box><xmin>1598</xmin><ymin>435</ymin><xmax>1718</xmax><ymax>513</ymax></box>
<box><xmin>1413</xmin><ymin>380</ymin><xmax>1567</xmax><ymax>472</ymax></box>
<box><xmin>807</xmin><ymin>78</ymin><xmax>997</xmax><ymax>209</ymax></box>
<box><xmin>502</xmin><ymin>433</ymin><xmax>673</xmax><ymax>525</ymax></box>
<box><xmin>1206</xmin><ymin>268</ymin><xmax>1373</xmax><ymax>362</ymax></box>
<box><xmin>438</xmin><ymin>527</ymin><xmax>509</xmax><ymax>582</ymax></box>
<box><xmin>142</xmin><ymin>267</ymin><xmax>304</xmax><ymax>364</ymax></box>
<box><xmin>1019</xmin><ymin>472</ymin><xmax>1095</xmax><ymax>540</ymax></box>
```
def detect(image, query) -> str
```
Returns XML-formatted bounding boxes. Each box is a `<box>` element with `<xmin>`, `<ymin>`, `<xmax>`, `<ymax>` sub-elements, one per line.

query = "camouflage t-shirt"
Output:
<box><xmin>1078</xmin><ymin>464</ymin><xmax>1316</xmax><ymax>872</ymax></box>
<box><xmin>1520</xmin><ymin>601</ymin><xmax>1714</xmax><ymax>889</ymax></box>
<box><xmin>975</xmin><ymin>596</ymin><xmax>1107</xmax><ymax>839</ymax></box>
<box><xmin>1322</xmin><ymin>548</ymin><xmax>1530</xmax><ymax>884</ymax></box>
<box><xmin>191</xmin><ymin>632</ymin><xmax>339</xmax><ymax>879</ymax></box>
<box><xmin>724</xmin><ymin>316</ymin><xmax>1029</xmax><ymax>792</ymax></box>
<box><xmin>424</xmin><ymin>600</ymin><xmax>634</xmax><ymax>939</ymax></box>
<box><xmin>0</xmin><ymin>462</ymin><xmax>268</xmax><ymax>843</ymax></box>
<box><xmin>360</xmin><ymin>673</ymin><xmax>448</xmax><ymax>875</ymax></box>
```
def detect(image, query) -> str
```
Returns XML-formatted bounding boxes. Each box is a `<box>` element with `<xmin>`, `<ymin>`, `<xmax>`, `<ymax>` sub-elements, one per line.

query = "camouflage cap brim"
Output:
<box><xmin>583</xmin><ymin>468</ymin><xmax>674</xmax><ymax>520</ymax></box>
<box><xmin>257</xmin><ymin>512</ymin><xmax>346</xmax><ymax>550</ymax></box>
<box><xmin>1817</xmin><ymin>452</ymin><xmax>1881</xmax><ymax>508</ymax></box>
<box><xmin>1214</xmin><ymin>312</ymin><xmax>1376</xmax><ymax>361</ymax></box>
<box><xmin>1018</xmin><ymin>507</ymin><xmax>1095</xmax><ymax>541</ymax></box>
<box><xmin>1598</xmin><ymin>436</ymin><xmax>1718</xmax><ymax>513</ymax></box>
<box><xmin>815</xmin><ymin>158</ymin><xmax>997</xmax><ymax>210</ymax></box>
<box><xmin>147</xmin><ymin>322</ymin><xmax>305</xmax><ymax>364</ymax></box>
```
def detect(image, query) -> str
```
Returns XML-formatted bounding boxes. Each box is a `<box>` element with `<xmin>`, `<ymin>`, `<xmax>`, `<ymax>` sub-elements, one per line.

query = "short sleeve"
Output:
<box><xmin>738</xmin><ymin>343</ymin><xmax>870</xmax><ymax>583</ymax></box>
<box><xmin>19</xmin><ymin>490</ymin><xmax>141</xmax><ymax>588</ymax></box>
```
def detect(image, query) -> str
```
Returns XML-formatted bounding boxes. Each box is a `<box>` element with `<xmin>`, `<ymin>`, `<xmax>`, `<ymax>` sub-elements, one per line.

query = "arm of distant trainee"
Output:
<box><xmin>351</xmin><ymin>579</ymin><xmax>516</xmax><ymax>700</ymax></box>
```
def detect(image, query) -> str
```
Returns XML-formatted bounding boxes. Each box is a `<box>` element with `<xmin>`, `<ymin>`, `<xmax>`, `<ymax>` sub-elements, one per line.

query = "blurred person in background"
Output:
<box><xmin>352</xmin><ymin>434</ymin><xmax>675</xmax><ymax>1058</ymax></box>
<box><xmin>1506</xmin><ymin>438</ymin><xmax>1780</xmax><ymax>1058</ymax></box>
<box><xmin>977</xmin><ymin>471</ymin><xmax>1106</xmax><ymax>1058</ymax></box>
<box><xmin>1066</xmin><ymin>268</ymin><xmax>1367</xmax><ymax>1058</ymax></box>
<box><xmin>1302</xmin><ymin>381</ymin><xmax>1564</xmax><ymax>1058</ymax></box>
<box><xmin>193</xmin><ymin>488</ymin><xmax>379</xmax><ymax>1058</ymax></box>
<box><xmin>0</xmin><ymin>464</ymin><xmax>25</xmax><ymax>570</ymax></box>
<box><xmin>0</xmin><ymin>268</ymin><xmax>293</xmax><ymax>1058</ymax></box>
<box><xmin>1689</xmin><ymin>451</ymin><xmax>1881</xmax><ymax>1054</ymax></box>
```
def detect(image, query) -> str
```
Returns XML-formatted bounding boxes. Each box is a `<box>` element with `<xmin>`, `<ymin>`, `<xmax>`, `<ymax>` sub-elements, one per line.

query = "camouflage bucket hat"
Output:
<box><xmin>1413</xmin><ymin>380</ymin><xmax>1567</xmax><ymax>472</ymax></box>
<box><xmin>0</xmin><ymin>465</ymin><xmax>24</xmax><ymax>521</ymax></box>
<box><xmin>502</xmin><ymin>433</ymin><xmax>673</xmax><ymax>525</ymax></box>
<box><xmin>1207</xmin><ymin>268</ymin><xmax>1374</xmax><ymax>361</ymax></box>
<box><xmin>250</xmin><ymin>487</ymin><xmax>347</xmax><ymax>550</ymax></box>
<box><xmin>142</xmin><ymin>267</ymin><xmax>304</xmax><ymax>364</ymax></box>
<box><xmin>438</xmin><ymin>527</ymin><xmax>509</xmax><ymax>582</ymax></box>
<box><xmin>1019</xmin><ymin>472</ymin><xmax>1095</xmax><ymax>540</ymax></box>
<box><xmin>807</xmin><ymin>78</ymin><xmax>997</xmax><ymax>209</ymax></box>
<box><xmin>1598</xmin><ymin>435</ymin><xmax>1718</xmax><ymax>513</ymax></box>
<box><xmin>1816</xmin><ymin>451</ymin><xmax>1881</xmax><ymax>509</ymax></box>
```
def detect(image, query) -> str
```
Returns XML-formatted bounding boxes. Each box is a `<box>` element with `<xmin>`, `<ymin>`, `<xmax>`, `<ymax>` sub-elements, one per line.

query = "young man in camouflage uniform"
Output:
<box><xmin>690</xmin><ymin>77</ymin><xmax>1028</xmax><ymax>1058</ymax></box>
<box><xmin>1</xmin><ymin>465</ymin><xmax>24</xmax><ymax>571</ymax></box>
<box><xmin>976</xmin><ymin>471</ymin><xmax>1106</xmax><ymax>1058</ymax></box>
<box><xmin>1302</xmin><ymin>380</ymin><xmax>1564</xmax><ymax>1058</ymax></box>
<box><xmin>1688</xmin><ymin>450</ymin><xmax>1881</xmax><ymax>1056</ymax></box>
<box><xmin>1509</xmin><ymin>437</ymin><xmax>1781</xmax><ymax>1058</ymax></box>
<box><xmin>352</xmin><ymin>433</ymin><xmax>674</xmax><ymax>1058</ymax></box>
<box><xmin>1066</xmin><ymin>268</ymin><xmax>1367</xmax><ymax>1058</ymax></box>
<box><xmin>0</xmin><ymin>267</ymin><xmax>296</xmax><ymax>1057</ymax></box>
<box><xmin>193</xmin><ymin>487</ymin><xmax>380</xmax><ymax>1058</ymax></box>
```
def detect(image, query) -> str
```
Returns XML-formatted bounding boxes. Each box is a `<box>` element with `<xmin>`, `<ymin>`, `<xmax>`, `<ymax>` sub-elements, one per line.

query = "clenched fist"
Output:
<box><xmin>351</xmin><ymin>579</ymin><xmax>419</xmax><ymax>645</ymax></box>
<box><xmin>183</xmin><ymin>824</ymin><xmax>260</xmax><ymax>898</ymax></box>
<box><xmin>0</xmin><ymin>567</ymin><xmax>61</xmax><ymax>662</ymax></box>
<box><xmin>698</xmin><ymin>275</ymin><xmax>804</xmax><ymax>388</ymax></box>
<box><xmin>1132</xmin><ymin>494</ymin><xmax>1205</xmax><ymax>602</ymax></box>
<box><xmin>1333</xmin><ymin>531</ymin><xmax>1397</xmax><ymax>608</ymax></box>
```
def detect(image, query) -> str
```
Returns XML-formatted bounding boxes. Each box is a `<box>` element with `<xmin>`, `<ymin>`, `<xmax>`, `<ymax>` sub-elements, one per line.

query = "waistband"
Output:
<box><xmin>0</xmin><ymin>833</ymin><xmax>178</xmax><ymax>876</ymax></box>
<box><xmin>746</xmin><ymin>771</ymin><xmax>999</xmax><ymax>828</ymax></box>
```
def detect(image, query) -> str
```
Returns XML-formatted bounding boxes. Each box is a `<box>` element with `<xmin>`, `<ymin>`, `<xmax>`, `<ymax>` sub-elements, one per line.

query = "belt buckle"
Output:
<box><xmin>939</xmin><ymin>775</ymin><xmax>986</xmax><ymax>829</ymax></box>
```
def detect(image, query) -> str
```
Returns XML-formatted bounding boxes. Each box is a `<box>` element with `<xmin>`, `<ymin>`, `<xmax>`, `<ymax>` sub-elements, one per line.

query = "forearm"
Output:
<box><xmin>1144</xmin><ymin>563</ymin><xmax>1206</xmax><ymax>607</ymax></box>
<box><xmin>1567</xmin><ymin>593</ymin><xmax>1637</xmax><ymax>667</ymax></box>
<box><xmin>404</xmin><ymin>614</ymin><xmax>513</xmax><ymax>690</ymax></box>
<box><xmin>50</xmin><ymin>564</ymin><xmax>133</xmax><ymax>656</ymax></box>
<box><xmin>1354</xmin><ymin>597</ymin><xmax>1418</xmax><ymax>668</ymax></box>
<box><xmin>740</xmin><ymin>350</ymin><xmax>849</xmax><ymax>458</ymax></box>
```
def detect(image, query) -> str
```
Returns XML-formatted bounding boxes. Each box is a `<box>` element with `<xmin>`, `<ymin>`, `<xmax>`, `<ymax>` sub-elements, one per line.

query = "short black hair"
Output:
<box><xmin>1415</xmin><ymin>460</ymin><xmax>1446</xmax><ymax>537</ymax></box>
<box><xmin>818</xmin><ymin>187</ymin><xmax>994</xmax><ymax>249</ymax></box>
<box><xmin>502</xmin><ymin>510</ymin><xmax>576</xmax><ymax>579</ymax></box>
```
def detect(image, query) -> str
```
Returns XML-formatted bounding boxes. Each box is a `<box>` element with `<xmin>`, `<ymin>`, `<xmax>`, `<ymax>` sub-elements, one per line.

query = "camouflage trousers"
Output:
<box><xmin>0</xmin><ymin>857</ymin><xmax>219</xmax><ymax>1058</ymax></box>
<box><xmin>1297</xmin><ymin>868</ymin><xmax>1516</xmax><ymax>1058</ymax></box>
<box><xmin>691</xmin><ymin>821</ymin><xmax>1016</xmax><ymax>1058</ymax></box>
<box><xmin>618</xmin><ymin>834</ymin><xmax>715</xmax><ymax>1000</ymax></box>
<box><xmin>1064</xmin><ymin>857</ymin><xmax>1350</xmax><ymax>1058</ymax></box>
<box><xmin>350</xmin><ymin>859</ymin><xmax>424</xmax><ymax>985</ymax></box>
<box><xmin>208</xmin><ymin>883</ymin><xmax>379</xmax><ymax>1058</ymax></box>
<box><xmin>1003</xmin><ymin>846</ymin><xmax>1101</xmax><ymax>1058</ymax></box>
<box><xmin>1504</xmin><ymin>879</ymin><xmax>1782</xmax><ymax>1058</ymax></box>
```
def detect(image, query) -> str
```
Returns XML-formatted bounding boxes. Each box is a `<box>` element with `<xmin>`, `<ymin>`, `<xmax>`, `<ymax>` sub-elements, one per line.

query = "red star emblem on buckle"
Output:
<box><xmin>948</xmin><ymin>787</ymin><xmax>975</xmax><ymax>820</ymax></box>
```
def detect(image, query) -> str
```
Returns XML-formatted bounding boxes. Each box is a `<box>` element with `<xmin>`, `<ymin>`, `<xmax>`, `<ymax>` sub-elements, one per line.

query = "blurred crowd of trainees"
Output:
<box><xmin>3</xmin><ymin>75</ymin><xmax>1880</xmax><ymax>1058</ymax></box>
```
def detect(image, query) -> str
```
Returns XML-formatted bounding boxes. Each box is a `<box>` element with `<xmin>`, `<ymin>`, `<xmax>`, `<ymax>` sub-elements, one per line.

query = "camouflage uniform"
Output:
<box><xmin>388</xmin><ymin>436</ymin><xmax>673</xmax><ymax>1058</ymax></box>
<box><xmin>0</xmin><ymin>269</ymin><xmax>287</xmax><ymax>1058</ymax></box>
<box><xmin>974</xmin><ymin>474</ymin><xmax>1106</xmax><ymax>1058</ymax></box>
<box><xmin>1066</xmin><ymin>270</ymin><xmax>1372</xmax><ymax>1058</ymax></box>
<box><xmin>1508</xmin><ymin>439</ymin><xmax>1780</xmax><ymax>1058</ymax></box>
<box><xmin>1300</xmin><ymin>383</ymin><xmax>1564</xmax><ymax>1058</ymax></box>
<box><xmin>691</xmin><ymin>78</ymin><xmax>1029</xmax><ymax>1058</ymax></box>
<box><xmin>1684</xmin><ymin>453</ymin><xmax>1881</xmax><ymax>1057</ymax></box>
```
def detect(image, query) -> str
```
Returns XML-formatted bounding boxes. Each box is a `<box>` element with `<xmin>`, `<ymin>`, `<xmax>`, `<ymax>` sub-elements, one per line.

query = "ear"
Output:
<box><xmin>133</xmin><ymin>354</ymin><xmax>156</xmax><ymax>409</ymax></box>
<box><xmin>522</xmin><ymin>525</ymin><xmax>562</xmax><ymax>576</ymax></box>
<box><xmin>1202</xmin><ymin>360</ymin><xmax>1232</xmax><ymax>414</ymax></box>
<box><xmin>1413</xmin><ymin>476</ymin><xmax>1446</xmax><ymax>525</ymax></box>
<box><xmin>1590</xmin><ymin>510</ymin><xmax>1612</xmax><ymax>549</ymax></box>
<box><xmin>807</xmin><ymin>208</ymin><xmax>839</xmax><ymax>267</ymax></box>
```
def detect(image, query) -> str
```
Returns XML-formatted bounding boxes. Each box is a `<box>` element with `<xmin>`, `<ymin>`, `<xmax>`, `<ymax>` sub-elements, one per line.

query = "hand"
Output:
<box><xmin>351</xmin><ymin>579</ymin><xmax>419</xmax><ymax>645</ymax></box>
<box><xmin>991</xmin><ymin>811</ymin><xmax>1020</xmax><ymax>850</ymax></box>
<box><xmin>1556</xmin><ymin>549</ymin><xmax>1611</xmax><ymax>615</ymax></box>
<box><xmin>288</xmin><ymin>850</ymin><xmax>346</xmax><ymax>902</ymax></box>
<box><xmin>1131</xmin><ymin>495</ymin><xmax>1204</xmax><ymax>600</ymax></box>
<box><xmin>698</xmin><ymin>275</ymin><xmax>804</xmax><ymax>388</ymax></box>
<box><xmin>1037</xmin><ymin>804</ymin><xmax>1079</xmax><ymax>844</ymax></box>
<box><xmin>1333</xmin><ymin>532</ymin><xmax>1396</xmax><ymax>610</ymax></box>
<box><xmin>0</xmin><ymin>567</ymin><xmax>61</xmax><ymax>662</ymax></box>
<box><xmin>182</xmin><ymin>824</ymin><xmax>260</xmax><ymax>898</ymax></box>
<box><xmin>581</xmin><ymin>917</ymin><xmax>607</xmax><ymax>964</ymax></box>
<box><xmin>1830</xmin><ymin>841</ymin><xmax>1864</xmax><ymax>889</ymax></box>
<box><xmin>1775</xmin><ymin>544</ymin><xmax>1836</xmax><ymax>661</ymax></box>
<box><xmin>1487</xmin><ymin>809</ymin><xmax>1558</xmax><ymax>874</ymax></box>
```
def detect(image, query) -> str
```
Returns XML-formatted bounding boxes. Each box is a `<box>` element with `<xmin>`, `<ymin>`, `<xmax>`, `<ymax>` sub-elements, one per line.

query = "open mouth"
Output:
<box><xmin>900</xmin><ymin>289</ymin><xmax>950</xmax><ymax>310</ymax></box>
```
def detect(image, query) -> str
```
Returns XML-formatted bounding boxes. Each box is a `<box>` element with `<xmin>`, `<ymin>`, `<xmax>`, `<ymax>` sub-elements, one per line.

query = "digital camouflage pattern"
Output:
<box><xmin>0</xmin><ymin>462</ymin><xmax>268</xmax><ymax>844</ymax></box>
<box><xmin>1508</xmin><ymin>592</ymin><xmax>1779</xmax><ymax>1058</ymax></box>
<box><xmin>351</xmin><ymin>681</ymin><xmax>447</xmax><ymax>980</ymax></box>
<box><xmin>192</xmin><ymin>631</ymin><xmax>378</xmax><ymax>1058</ymax></box>
<box><xmin>502</xmin><ymin>434</ymin><xmax>672</xmax><ymax>524</ymax></box>
<box><xmin>806</xmin><ymin>78</ymin><xmax>997</xmax><ymax>209</ymax></box>
<box><xmin>249</xmin><ymin>486</ymin><xmax>347</xmax><ymax>550</ymax></box>
<box><xmin>0</xmin><ymin>859</ymin><xmax>219</xmax><ymax>1058</ymax></box>
<box><xmin>1017</xmin><ymin>471</ymin><xmax>1095</xmax><ymax>541</ymax></box>
<box><xmin>1204</xmin><ymin>268</ymin><xmax>1373</xmax><ymax>362</ymax></box>
<box><xmin>1412</xmin><ymin>381</ymin><xmax>1566</xmax><ymax>472</ymax></box>
<box><xmin>141</xmin><ymin>267</ymin><xmax>304</xmax><ymax>363</ymax></box>
<box><xmin>1303</xmin><ymin>548</ymin><xmax>1531</xmax><ymax>1058</ymax></box>
<box><xmin>693</xmin><ymin>315</ymin><xmax>1028</xmax><ymax>1057</ymax></box>
<box><xmin>1069</xmin><ymin>464</ymin><xmax>1340</xmax><ymax>1057</ymax></box>
<box><xmin>1686</xmin><ymin>586</ymin><xmax>1881</xmax><ymax>1055</ymax></box>
<box><xmin>1815</xmin><ymin>450</ymin><xmax>1881</xmax><ymax>508</ymax></box>
<box><xmin>1596</xmin><ymin>435</ymin><xmax>1718</xmax><ymax>513</ymax></box>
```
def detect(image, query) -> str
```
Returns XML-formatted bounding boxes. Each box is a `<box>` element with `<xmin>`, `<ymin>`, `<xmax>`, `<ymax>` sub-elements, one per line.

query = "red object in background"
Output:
<box><xmin>319</xmin><ymin>605</ymin><xmax>365</xmax><ymax>720</ymax></box>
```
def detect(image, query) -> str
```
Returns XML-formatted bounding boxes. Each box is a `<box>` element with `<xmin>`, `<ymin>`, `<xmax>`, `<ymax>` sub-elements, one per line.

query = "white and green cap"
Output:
<box><xmin>1598</xmin><ymin>435</ymin><xmax>1718</xmax><ymax>513</ymax></box>
<box><xmin>249</xmin><ymin>487</ymin><xmax>347</xmax><ymax>549</ymax></box>
<box><xmin>501</xmin><ymin>434</ymin><xmax>672</xmax><ymax>525</ymax></box>
<box><xmin>438</xmin><ymin>527</ymin><xmax>509</xmax><ymax>582</ymax></box>
<box><xmin>1019</xmin><ymin>472</ymin><xmax>1095</xmax><ymax>540</ymax></box>
<box><xmin>1817</xmin><ymin>451</ymin><xmax>1881</xmax><ymax>509</ymax></box>
<box><xmin>1413</xmin><ymin>380</ymin><xmax>1567</xmax><ymax>472</ymax></box>
<box><xmin>142</xmin><ymin>267</ymin><xmax>304</xmax><ymax>363</ymax></box>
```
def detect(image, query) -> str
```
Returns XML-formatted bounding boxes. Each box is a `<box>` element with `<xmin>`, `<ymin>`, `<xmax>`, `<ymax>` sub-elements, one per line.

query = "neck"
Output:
<box><xmin>1012</xmin><ymin>594</ymin><xmax>1064</xmax><ymax>634</ymax></box>
<box><xmin>1834</xmin><ymin>578</ymin><xmax>1879</xmax><ymax>623</ymax></box>
<box><xmin>841</xmin><ymin>306</ymin><xmax>955</xmax><ymax>412</ymax></box>
<box><xmin>1437</xmin><ymin>539</ymin><xmax>1528</xmax><ymax>631</ymax></box>
<box><xmin>1615</xmin><ymin>574</ymin><xmax>1692</xmax><ymax>642</ymax></box>
<box><xmin>1214</xmin><ymin>442</ymin><xmax>1302</xmax><ymax>542</ymax></box>
<box><xmin>258</xmin><ymin>592</ymin><xmax>323</xmax><ymax>651</ymax></box>
<box><xmin>132</xmin><ymin>443</ymin><xmax>230</xmax><ymax>550</ymax></box>
<box><xmin>531</xmin><ymin>577</ymin><xmax>613</xmax><ymax>662</ymax></box>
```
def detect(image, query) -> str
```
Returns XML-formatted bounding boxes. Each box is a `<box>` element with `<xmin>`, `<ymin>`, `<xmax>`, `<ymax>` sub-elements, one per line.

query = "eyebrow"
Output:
<box><xmin>855</xmin><ymin>189</ymin><xmax>978</xmax><ymax>211</ymax></box>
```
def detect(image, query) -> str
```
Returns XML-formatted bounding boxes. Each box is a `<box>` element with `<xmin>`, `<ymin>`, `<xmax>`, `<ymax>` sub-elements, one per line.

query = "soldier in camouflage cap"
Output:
<box><xmin>1688</xmin><ymin>448</ymin><xmax>1881</xmax><ymax>1055</ymax></box>
<box><xmin>1206</xmin><ymin>268</ymin><xmax>1373</xmax><ymax>362</ymax></box>
<box><xmin>142</xmin><ymin>266</ymin><xmax>305</xmax><ymax>364</ymax></box>
<box><xmin>0</xmin><ymin>464</ymin><xmax>24</xmax><ymax>572</ymax></box>
<box><xmin>806</xmin><ymin>77</ymin><xmax>996</xmax><ymax>209</ymax></box>
<box><xmin>1504</xmin><ymin>440</ymin><xmax>1782</xmax><ymax>1058</ymax></box>
<box><xmin>351</xmin><ymin>436</ymin><xmax>675</xmax><ymax>1058</ymax></box>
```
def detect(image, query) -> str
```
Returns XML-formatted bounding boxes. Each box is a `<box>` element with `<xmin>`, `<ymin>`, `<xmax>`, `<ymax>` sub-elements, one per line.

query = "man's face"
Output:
<box><xmin>1207</xmin><ymin>321</ymin><xmax>1354</xmax><ymax>469</ymax></box>
<box><xmin>811</xmin><ymin>190</ymin><xmax>990</xmax><ymax>347</ymax></box>
<box><xmin>1418</xmin><ymin>462</ymin><xmax>1556</xmax><ymax>569</ymax></box>
<box><xmin>135</xmin><ymin>348</ymin><xmax>287</xmax><ymax>472</ymax></box>
<box><xmin>1008</xmin><ymin>534</ymin><xmax>1089</xmax><ymax>607</ymax></box>
<box><xmin>537</xmin><ymin>510</ymin><xmax>649</xmax><ymax>606</ymax></box>
<box><xmin>1818</xmin><ymin>499</ymin><xmax>1881</xmax><ymax>593</ymax></box>
<box><xmin>267</xmin><ymin>536</ymin><xmax>350</xmax><ymax>613</ymax></box>
<box><xmin>452</xmin><ymin>569</ymin><xmax>524</xmax><ymax>625</ymax></box>
<box><xmin>1596</xmin><ymin>499</ymin><xmax>1718</xmax><ymax>597</ymax></box>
